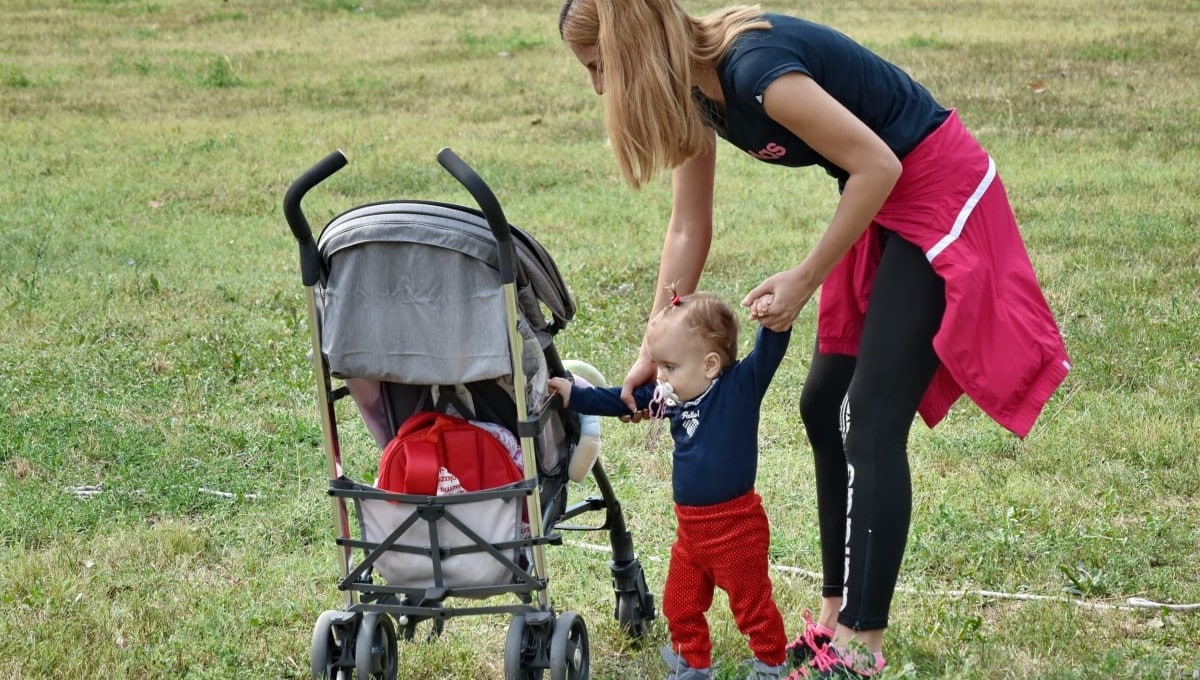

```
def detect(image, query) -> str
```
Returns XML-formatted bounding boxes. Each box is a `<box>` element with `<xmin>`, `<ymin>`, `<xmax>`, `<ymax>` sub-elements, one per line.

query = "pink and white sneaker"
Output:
<box><xmin>785</xmin><ymin>610</ymin><xmax>834</xmax><ymax>668</ymax></box>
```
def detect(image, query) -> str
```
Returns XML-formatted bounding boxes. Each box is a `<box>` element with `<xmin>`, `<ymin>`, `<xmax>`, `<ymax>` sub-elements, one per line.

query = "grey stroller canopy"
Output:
<box><xmin>316</xmin><ymin>200</ymin><xmax>576</xmax><ymax>386</ymax></box>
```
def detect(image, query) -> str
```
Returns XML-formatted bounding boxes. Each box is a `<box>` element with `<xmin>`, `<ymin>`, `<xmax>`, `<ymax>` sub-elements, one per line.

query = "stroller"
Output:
<box><xmin>283</xmin><ymin>148</ymin><xmax>657</xmax><ymax>679</ymax></box>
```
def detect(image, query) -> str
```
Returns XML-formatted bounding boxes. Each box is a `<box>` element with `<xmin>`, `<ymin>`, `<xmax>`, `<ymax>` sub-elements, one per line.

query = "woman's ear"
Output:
<box><xmin>704</xmin><ymin>351</ymin><xmax>722</xmax><ymax>379</ymax></box>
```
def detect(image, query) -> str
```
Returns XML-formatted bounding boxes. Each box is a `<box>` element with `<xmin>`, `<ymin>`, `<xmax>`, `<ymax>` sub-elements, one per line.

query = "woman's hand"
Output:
<box><xmin>742</xmin><ymin>266</ymin><xmax>816</xmax><ymax>331</ymax></box>
<box><xmin>619</xmin><ymin>351</ymin><xmax>655</xmax><ymax>422</ymax></box>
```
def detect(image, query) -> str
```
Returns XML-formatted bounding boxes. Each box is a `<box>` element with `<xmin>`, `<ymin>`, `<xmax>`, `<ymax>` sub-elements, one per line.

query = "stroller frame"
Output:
<box><xmin>284</xmin><ymin>149</ymin><xmax>656</xmax><ymax>680</ymax></box>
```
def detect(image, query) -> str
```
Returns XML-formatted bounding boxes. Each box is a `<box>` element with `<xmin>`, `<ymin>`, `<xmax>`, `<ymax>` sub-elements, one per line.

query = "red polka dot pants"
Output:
<box><xmin>662</xmin><ymin>490</ymin><xmax>787</xmax><ymax>669</ymax></box>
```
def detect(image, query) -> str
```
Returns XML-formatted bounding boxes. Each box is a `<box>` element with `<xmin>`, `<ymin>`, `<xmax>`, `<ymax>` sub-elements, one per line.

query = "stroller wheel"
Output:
<box><xmin>310</xmin><ymin>610</ymin><xmax>351</xmax><ymax>680</ymax></box>
<box><xmin>549</xmin><ymin>612</ymin><xmax>589</xmax><ymax>680</ymax></box>
<box><xmin>504</xmin><ymin>614</ymin><xmax>546</xmax><ymax>680</ymax></box>
<box><xmin>355</xmin><ymin>612</ymin><xmax>398</xmax><ymax>680</ymax></box>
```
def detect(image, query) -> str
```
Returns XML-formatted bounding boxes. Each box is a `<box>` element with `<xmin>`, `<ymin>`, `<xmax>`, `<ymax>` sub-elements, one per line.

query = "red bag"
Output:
<box><xmin>377</xmin><ymin>412</ymin><xmax>523</xmax><ymax>495</ymax></box>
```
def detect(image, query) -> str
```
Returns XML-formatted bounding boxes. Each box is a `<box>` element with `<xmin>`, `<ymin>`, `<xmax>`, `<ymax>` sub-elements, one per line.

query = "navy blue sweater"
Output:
<box><xmin>568</xmin><ymin>327</ymin><xmax>790</xmax><ymax>506</ymax></box>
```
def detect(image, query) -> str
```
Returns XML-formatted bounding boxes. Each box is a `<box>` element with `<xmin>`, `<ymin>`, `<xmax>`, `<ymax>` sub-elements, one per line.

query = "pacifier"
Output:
<box><xmin>655</xmin><ymin>381</ymin><xmax>678</xmax><ymax>406</ymax></box>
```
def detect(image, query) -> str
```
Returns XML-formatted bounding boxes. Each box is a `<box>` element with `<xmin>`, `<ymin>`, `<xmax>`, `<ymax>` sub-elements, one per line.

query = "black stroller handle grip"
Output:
<box><xmin>284</xmin><ymin>150</ymin><xmax>349</xmax><ymax>286</ymax></box>
<box><xmin>436</xmin><ymin>147</ymin><xmax>516</xmax><ymax>285</ymax></box>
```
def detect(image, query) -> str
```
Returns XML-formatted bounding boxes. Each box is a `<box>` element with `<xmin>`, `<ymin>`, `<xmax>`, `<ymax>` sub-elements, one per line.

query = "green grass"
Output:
<box><xmin>2</xmin><ymin>0</ymin><xmax>1198</xmax><ymax>677</ymax></box>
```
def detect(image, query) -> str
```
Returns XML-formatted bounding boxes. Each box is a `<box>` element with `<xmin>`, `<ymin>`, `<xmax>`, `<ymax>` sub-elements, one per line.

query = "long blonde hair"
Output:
<box><xmin>559</xmin><ymin>0</ymin><xmax>770</xmax><ymax>188</ymax></box>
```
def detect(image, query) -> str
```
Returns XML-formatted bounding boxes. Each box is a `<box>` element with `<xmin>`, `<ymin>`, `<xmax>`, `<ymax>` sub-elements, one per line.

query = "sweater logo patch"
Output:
<box><xmin>680</xmin><ymin>409</ymin><xmax>700</xmax><ymax>438</ymax></box>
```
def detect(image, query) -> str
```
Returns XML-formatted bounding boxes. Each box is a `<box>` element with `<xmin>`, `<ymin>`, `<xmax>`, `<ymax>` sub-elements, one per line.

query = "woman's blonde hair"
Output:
<box><xmin>647</xmin><ymin>286</ymin><xmax>740</xmax><ymax>370</ymax></box>
<box><xmin>559</xmin><ymin>0</ymin><xmax>769</xmax><ymax>188</ymax></box>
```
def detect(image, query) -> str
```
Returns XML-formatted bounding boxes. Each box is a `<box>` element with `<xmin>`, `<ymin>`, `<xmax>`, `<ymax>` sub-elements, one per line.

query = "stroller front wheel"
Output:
<box><xmin>616</xmin><ymin>591</ymin><xmax>655</xmax><ymax>641</ymax></box>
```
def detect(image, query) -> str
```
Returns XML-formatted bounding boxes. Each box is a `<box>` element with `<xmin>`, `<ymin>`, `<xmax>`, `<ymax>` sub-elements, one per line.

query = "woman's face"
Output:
<box><xmin>570</xmin><ymin>44</ymin><xmax>604</xmax><ymax>95</ymax></box>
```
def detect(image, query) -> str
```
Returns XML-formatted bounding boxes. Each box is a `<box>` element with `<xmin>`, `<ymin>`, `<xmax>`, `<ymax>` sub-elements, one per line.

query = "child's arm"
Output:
<box><xmin>549</xmin><ymin>377</ymin><xmax>654</xmax><ymax>417</ymax></box>
<box><xmin>738</xmin><ymin>324</ymin><xmax>793</xmax><ymax>396</ymax></box>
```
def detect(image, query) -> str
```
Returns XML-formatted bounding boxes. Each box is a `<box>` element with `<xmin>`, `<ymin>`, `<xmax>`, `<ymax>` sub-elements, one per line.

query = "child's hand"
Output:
<box><xmin>547</xmin><ymin>376</ymin><xmax>574</xmax><ymax>408</ymax></box>
<box><xmin>742</xmin><ymin>267</ymin><xmax>810</xmax><ymax>331</ymax></box>
<box><xmin>747</xmin><ymin>293</ymin><xmax>774</xmax><ymax>321</ymax></box>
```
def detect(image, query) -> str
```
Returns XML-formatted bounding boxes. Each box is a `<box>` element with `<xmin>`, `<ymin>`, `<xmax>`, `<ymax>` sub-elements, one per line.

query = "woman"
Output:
<box><xmin>557</xmin><ymin>0</ymin><xmax>1071</xmax><ymax>677</ymax></box>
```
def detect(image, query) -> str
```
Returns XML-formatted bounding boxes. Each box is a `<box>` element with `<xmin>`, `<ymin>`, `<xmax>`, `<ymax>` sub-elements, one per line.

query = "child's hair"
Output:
<box><xmin>649</xmin><ymin>285</ymin><xmax>739</xmax><ymax>370</ymax></box>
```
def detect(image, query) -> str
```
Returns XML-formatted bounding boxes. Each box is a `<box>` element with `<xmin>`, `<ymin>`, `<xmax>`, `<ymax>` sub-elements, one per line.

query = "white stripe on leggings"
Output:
<box><xmin>925</xmin><ymin>155</ymin><xmax>997</xmax><ymax>263</ymax></box>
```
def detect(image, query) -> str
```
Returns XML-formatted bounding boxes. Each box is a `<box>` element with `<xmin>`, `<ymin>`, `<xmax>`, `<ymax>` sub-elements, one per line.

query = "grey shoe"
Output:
<box><xmin>742</xmin><ymin>657</ymin><xmax>786</xmax><ymax>680</ymax></box>
<box><xmin>661</xmin><ymin>644</ymin><xmax>713</xmax><ymax>680</ymax></box>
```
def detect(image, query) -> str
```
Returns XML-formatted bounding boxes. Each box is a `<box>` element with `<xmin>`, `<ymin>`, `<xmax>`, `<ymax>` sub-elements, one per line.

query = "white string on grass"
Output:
<box><xmin>64</xmin><ymin>485</ymin><xmax>260</xmax><ymax>500</ymax></box>
<box><xmin>565</xmin><ymin>539</ymin><xmax>1200</xmax><ymax>613</ymax></box>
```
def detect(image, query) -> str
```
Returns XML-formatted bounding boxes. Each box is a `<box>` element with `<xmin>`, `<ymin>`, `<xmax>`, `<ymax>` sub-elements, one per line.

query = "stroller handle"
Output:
<box><xmin>284</xmin><ymin>149</ymin><xmax>349</xmax><ymax>286</ymax></box>
<box><xmin>436</xmin><ymin>147</ymin><xmax>516</xmax><ymax>286</ymax></box>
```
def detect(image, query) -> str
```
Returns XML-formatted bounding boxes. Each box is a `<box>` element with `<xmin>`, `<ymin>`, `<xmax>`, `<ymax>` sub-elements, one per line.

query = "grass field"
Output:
<box><xmin>1</xmin><ymin>0</ymin><xmax>1198</xmax><ymax>678</ymax></box>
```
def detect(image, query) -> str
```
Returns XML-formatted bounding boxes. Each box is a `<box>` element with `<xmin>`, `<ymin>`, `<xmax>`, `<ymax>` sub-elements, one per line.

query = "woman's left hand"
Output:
<box><xmin>741</xmin><ymin>266</ymin><xmax>816</xmax><ymax>331</ymax></box>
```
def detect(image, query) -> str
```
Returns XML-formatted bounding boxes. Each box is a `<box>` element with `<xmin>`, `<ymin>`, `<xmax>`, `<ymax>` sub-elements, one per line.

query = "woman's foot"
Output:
<box><xmin>785</xmin><ymin>609</ymin><xmax>834</xmax><ymax>667</ymax></box>
<box><xmin>804</xmin><ymin>644</ymin><xmax>886</xmax><ymax>679</ymax></box>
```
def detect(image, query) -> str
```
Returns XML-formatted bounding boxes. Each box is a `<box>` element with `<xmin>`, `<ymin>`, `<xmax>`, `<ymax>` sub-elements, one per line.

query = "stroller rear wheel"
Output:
<box><xmin>311</xmin><ymin>610</ymin><xmax>353</xmax><ymax>679</ymax></box>
<box><xmin>504</xmin><ymin>613</ymin><xmax>547</xmax><ymax>680</ymax></box>
<box><xmin>549</xmin><ymin>612</ymin><xmax>589</xmax><ymax>680</ymax></box>
<box><xmin>355</xmin><ymin>612</ymin><xmax>398</xmax><ymax>680</ymax></box>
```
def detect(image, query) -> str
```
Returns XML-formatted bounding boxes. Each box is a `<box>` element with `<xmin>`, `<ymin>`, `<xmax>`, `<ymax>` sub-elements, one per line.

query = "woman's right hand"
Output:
<box><xmin>619</xmin><ymin>351</ymin><xmax>656</xmax><ymax>422</ymax></box>
<box><xmin>742</xmin><ymin>266</ymin><xmax>816</xmax><ymax>332</ymax></box>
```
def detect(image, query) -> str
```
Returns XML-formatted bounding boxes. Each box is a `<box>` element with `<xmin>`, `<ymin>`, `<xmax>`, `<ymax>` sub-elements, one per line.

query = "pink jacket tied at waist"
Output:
<box><xmin>817</xmin><ymin>110</ymin><xmax>1071</xmax><ymax>437</ymax></box>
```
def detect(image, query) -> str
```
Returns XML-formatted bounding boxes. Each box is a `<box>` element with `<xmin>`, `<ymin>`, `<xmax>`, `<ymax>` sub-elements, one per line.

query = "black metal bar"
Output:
<box><xmin>283</xmin><ymin>150</ymin><xmax>348</xmax><ymax>286</ymax></box>
<box><xmin>435</xmin><ymin>148</ymin><xmax>515</xmax><ymax>286</ymax></box>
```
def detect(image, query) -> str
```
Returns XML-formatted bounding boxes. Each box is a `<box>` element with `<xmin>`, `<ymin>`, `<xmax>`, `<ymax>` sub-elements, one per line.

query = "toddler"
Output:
<box><xmin>549</xmin><ymin>290</ymin><xmax>791</xmax><ymax>680</ymax></box>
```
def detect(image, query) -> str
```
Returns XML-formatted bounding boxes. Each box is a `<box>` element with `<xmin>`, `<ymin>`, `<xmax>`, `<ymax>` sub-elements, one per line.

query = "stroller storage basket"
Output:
<box><xmin>330</xmin><ymin>476</ymin><xmax>556</xmax><ymax>600</ymax></box>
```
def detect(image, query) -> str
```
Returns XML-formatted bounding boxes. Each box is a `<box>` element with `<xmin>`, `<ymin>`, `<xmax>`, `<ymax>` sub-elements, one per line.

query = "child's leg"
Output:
<box><xmin>662</xmin><ymin>534</ymin><xmax>716</xmax><ymax>669</ymax></box>
<box><xmin>712</xmin><ymin>503</ymin><xmax>787</xmax><ymax>666</ymax></box>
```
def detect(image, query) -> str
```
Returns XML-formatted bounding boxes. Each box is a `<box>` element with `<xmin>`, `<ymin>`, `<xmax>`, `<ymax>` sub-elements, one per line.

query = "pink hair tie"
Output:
<box><xmin>670</xmin><ymin>294</ymin><xmax>681</xmax><ymax>306</ymax></box>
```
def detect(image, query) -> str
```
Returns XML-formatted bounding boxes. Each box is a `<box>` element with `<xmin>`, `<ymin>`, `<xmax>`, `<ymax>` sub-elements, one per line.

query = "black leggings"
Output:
<box><xmin>799</xmin><ymin>229</ymin><xmax>945</xmax><ymax>631</ymax></box>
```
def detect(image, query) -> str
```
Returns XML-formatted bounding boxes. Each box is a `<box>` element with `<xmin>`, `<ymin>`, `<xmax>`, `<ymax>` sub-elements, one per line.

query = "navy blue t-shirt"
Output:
<box><xmin>696</xmin><ymin>14</ymin><xmax>949</xmax><ymax>185</ymax></box>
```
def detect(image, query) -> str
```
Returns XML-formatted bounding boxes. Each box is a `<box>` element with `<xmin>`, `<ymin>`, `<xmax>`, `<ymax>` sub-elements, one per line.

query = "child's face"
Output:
<box><xmin>645</xmin><ymin>316</ymin><xmax>720</xmax><ymax>402</ymax></box>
